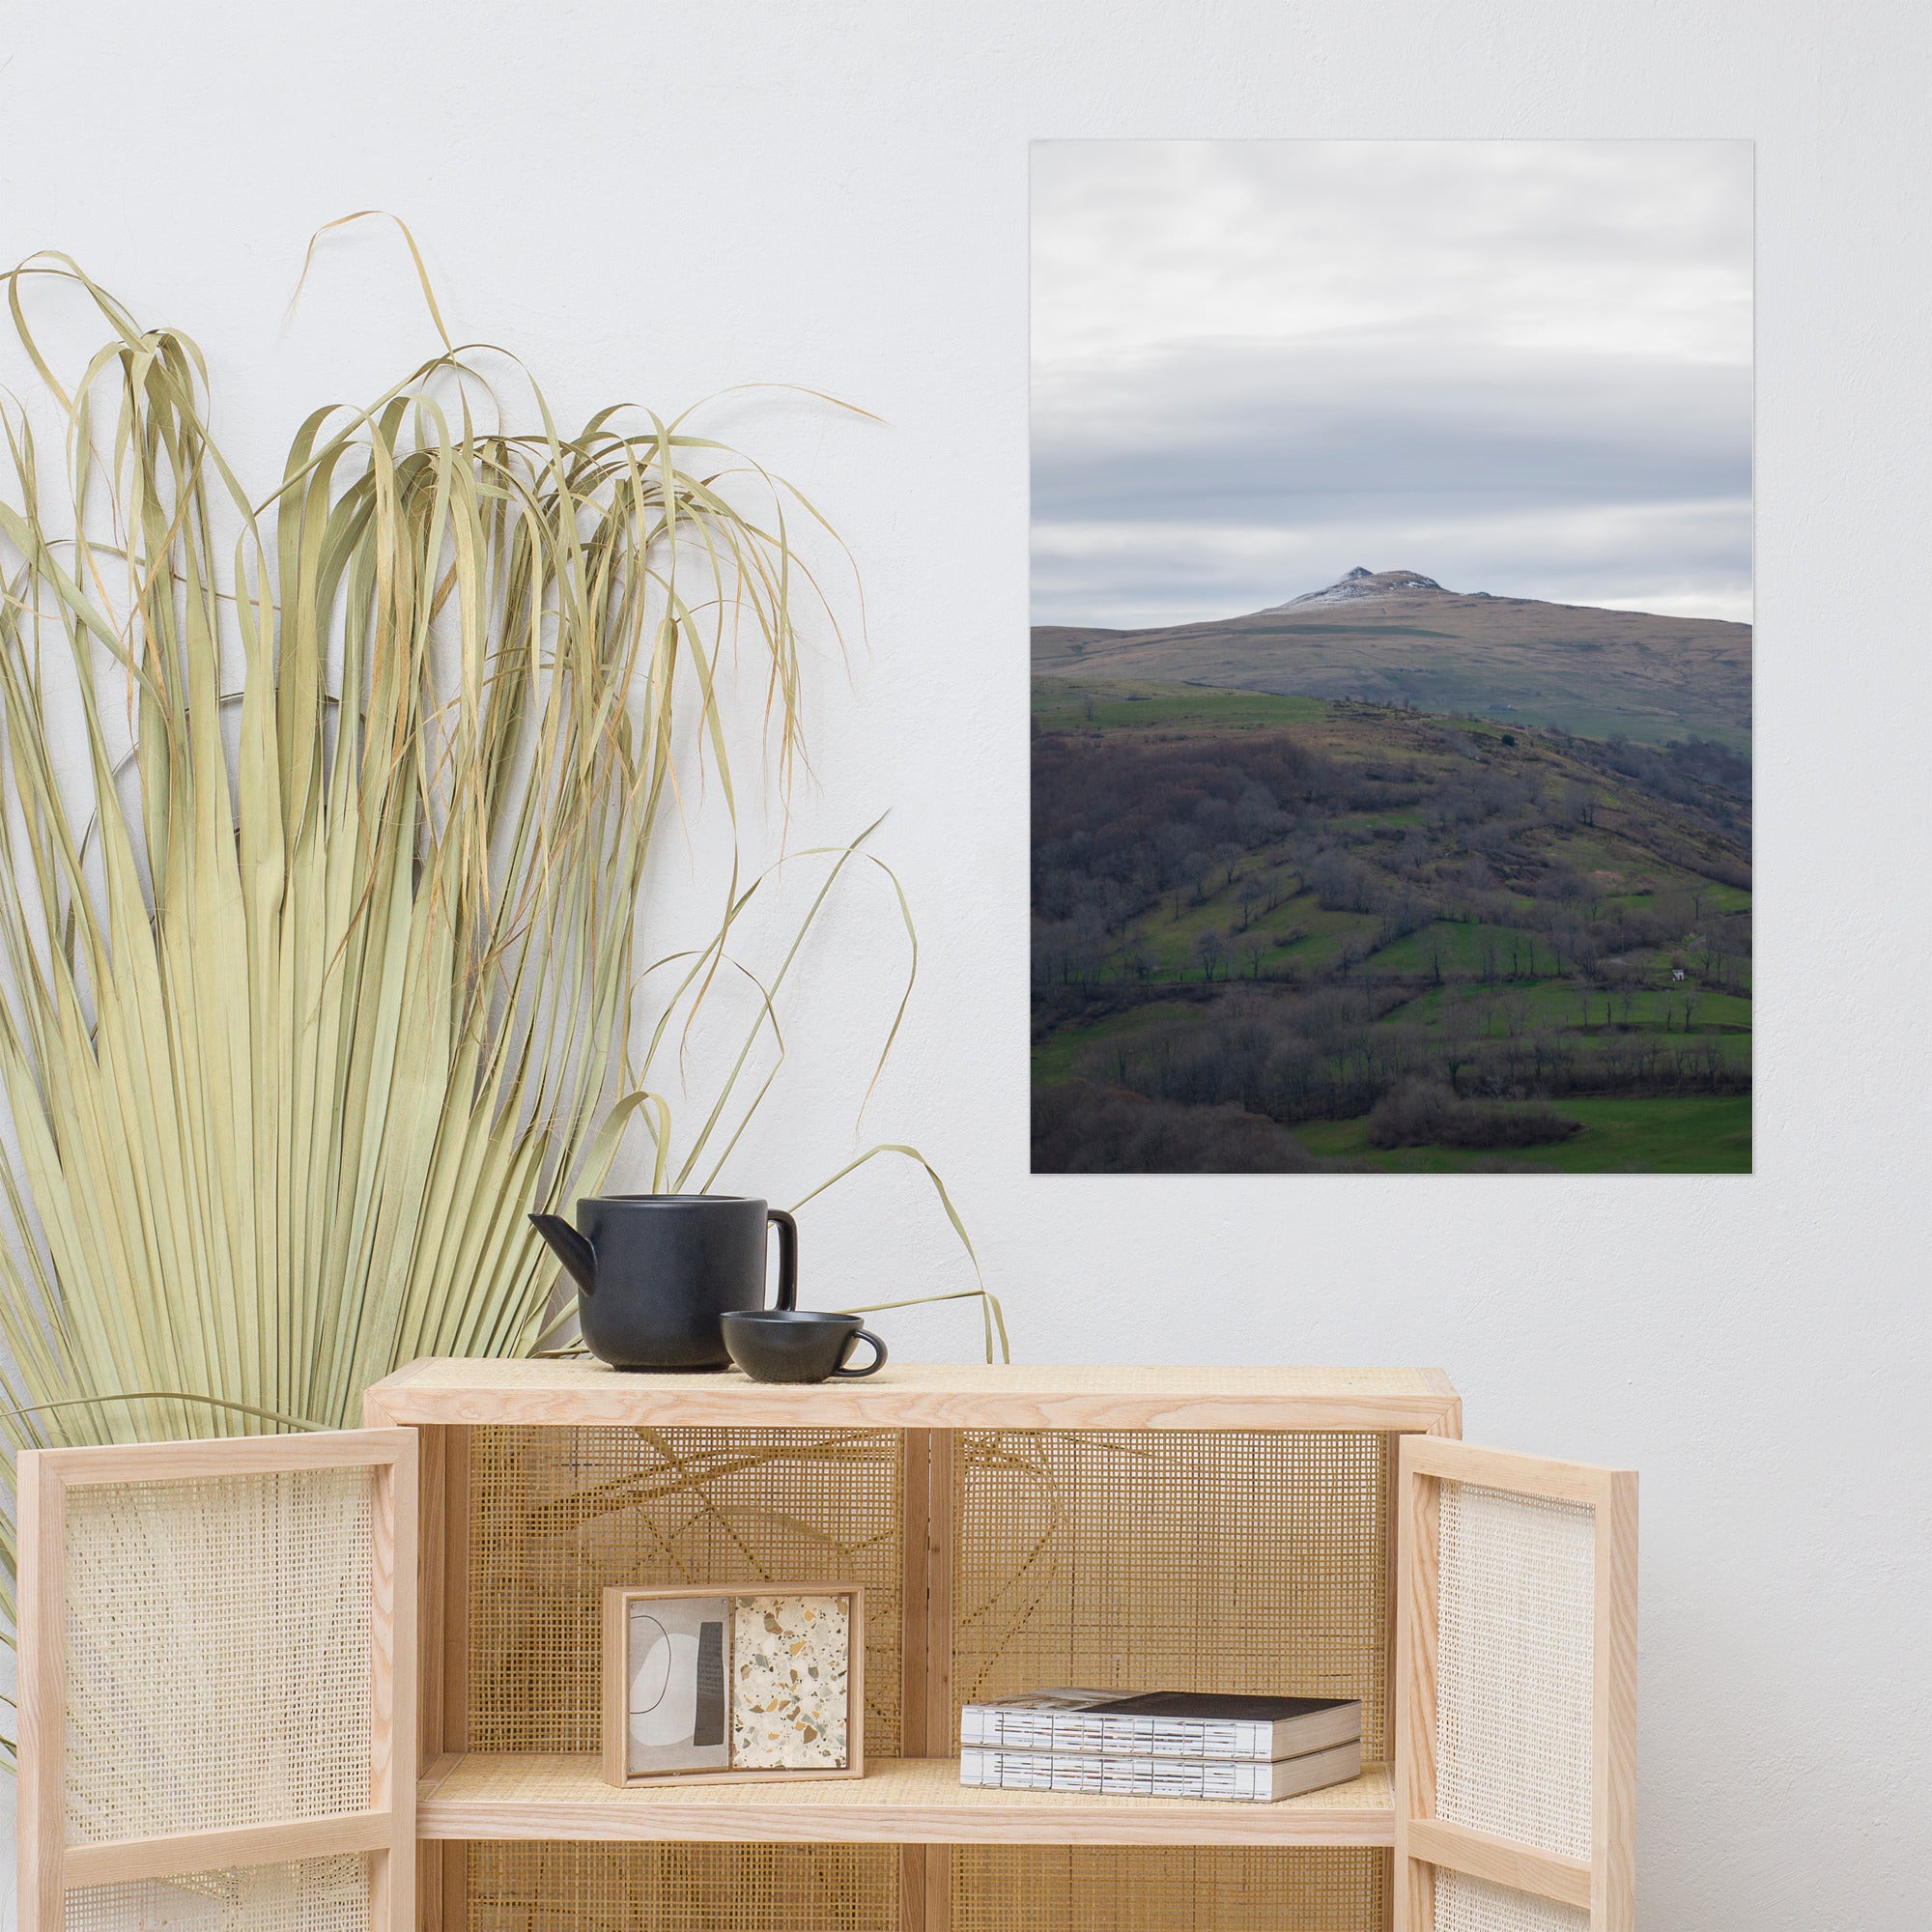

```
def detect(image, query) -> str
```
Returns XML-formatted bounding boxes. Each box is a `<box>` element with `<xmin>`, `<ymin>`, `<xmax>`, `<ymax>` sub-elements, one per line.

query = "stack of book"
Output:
<box><xmin>958</xmin><ymin>1688</ymin><xmax>1362</xmax><ymax>1804</ymax></box>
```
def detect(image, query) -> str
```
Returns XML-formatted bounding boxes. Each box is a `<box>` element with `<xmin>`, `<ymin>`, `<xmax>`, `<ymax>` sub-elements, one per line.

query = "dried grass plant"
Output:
<box><xmin>0</xmin><ymin>232</ymin><xmax>999</xmax><ymax>1762</ymax></box>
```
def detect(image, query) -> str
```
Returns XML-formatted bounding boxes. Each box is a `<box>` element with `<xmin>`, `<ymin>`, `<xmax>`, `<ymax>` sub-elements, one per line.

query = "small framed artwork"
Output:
<box><xmin>601</xmin><ymin>1583</ymin><xmax>865</xmax><ymax>1787</ymax></box>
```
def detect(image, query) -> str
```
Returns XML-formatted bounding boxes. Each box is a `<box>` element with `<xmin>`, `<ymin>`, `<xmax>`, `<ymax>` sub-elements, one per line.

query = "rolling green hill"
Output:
<box><xmin>1031</xmin><ymin>676</ymin><xmax>1751</xmax><ymax>1174</ymax></box>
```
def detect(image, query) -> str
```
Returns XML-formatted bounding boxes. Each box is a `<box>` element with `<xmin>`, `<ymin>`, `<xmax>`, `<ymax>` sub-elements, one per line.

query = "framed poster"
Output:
<box><xmin>1031</xmin><ymin>140</ymin><xmax>1751</xmax><ymax>1174</ymax></box>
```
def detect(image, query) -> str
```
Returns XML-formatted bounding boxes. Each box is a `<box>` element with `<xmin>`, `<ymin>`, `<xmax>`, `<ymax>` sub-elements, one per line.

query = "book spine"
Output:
<box><xmin>959</xmin><ymin>1748</ymin><xmax>1274</xmax><ymax>1802</ymax></box>
<box><xmin>957</xmin><ymin>1709</ymin><xmax>1275</xmax><ymax>1760</ymax></box>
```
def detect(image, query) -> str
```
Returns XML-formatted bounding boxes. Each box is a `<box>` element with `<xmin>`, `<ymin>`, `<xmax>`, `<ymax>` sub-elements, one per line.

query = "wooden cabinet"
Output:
<box><xmin>17</xmin><ymin>1363</ymin><xmax>1634</xmax><ymax>1932</ymax></box>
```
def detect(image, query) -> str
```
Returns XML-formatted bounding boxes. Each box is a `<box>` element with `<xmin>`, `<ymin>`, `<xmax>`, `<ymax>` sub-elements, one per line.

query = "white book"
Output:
<box><xmin>958</xmin><ymin>1737</ymin><xmax>1363</xmax><ymax>1804</ymax></box>
<box><xmin>959</xmin><ymin>1689</ymin><xmax>1361</xmax><ymax>1762</ymax></box>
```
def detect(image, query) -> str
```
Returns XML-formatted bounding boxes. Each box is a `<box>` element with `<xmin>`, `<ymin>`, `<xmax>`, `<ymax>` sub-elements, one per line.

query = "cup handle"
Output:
<box><xmin>767</xmin><ymin>1208</ymin><xmax>798</xmax><ymax>1311</ymax></box>
<box><xmin>832</xmin><ymin>1328</ymin><xmax>888</xmax><ymax>1378</ymax></box>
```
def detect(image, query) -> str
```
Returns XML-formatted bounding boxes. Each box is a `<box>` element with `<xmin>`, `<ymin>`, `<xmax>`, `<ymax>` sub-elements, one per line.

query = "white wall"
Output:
<box><xmin>4</xmin><ymin>1</ymin><xmax>1928</xmax><ymax>1925</ymax></box>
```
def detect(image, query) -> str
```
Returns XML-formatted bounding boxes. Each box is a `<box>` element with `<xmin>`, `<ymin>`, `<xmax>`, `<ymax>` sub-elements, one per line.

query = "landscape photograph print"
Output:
<box><xmin>1031</xmin><ymin>140</ymin><xmax>1752</xmax><ymax>1173</ymax></box>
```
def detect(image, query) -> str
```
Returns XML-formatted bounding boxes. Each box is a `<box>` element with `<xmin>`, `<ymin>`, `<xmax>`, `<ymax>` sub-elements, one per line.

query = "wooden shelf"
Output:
<box><xmin>416</xmin><ymin>1753</ymin><xmax>1395</xmax><ymax>1848</ymax></box>
<box><xmin>367</xmin><ymin>1357</ymin><xmax>1461</xmax><ymax>1434</ymax></box>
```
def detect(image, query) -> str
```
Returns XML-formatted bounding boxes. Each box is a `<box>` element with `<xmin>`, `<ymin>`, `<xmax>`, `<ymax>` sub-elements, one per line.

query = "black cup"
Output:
<box><xmin>721</xmin><ymin>1310</ymin><xmax>888</xmax><ymax>1384</ymax></box>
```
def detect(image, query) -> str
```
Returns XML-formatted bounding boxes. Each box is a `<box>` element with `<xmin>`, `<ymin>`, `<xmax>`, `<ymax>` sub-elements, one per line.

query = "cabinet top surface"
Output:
<box><xmin>364</xmin><ymin>1357</ymin><xmax>1460</xmax><ymax>1431</ymax></box>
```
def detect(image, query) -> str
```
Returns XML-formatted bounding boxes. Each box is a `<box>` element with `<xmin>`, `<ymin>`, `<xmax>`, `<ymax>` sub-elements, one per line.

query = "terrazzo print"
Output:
<box><xmin>730</xmin><ymin>1594</ymin><xmax>850</xmax><ymax>1769</ymax></box>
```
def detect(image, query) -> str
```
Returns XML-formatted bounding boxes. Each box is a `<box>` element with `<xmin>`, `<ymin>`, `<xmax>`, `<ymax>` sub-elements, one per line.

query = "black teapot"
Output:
<box><xmin>529</xmin><ymin>1194</ymin><xmax>797</xmax><ymax>1371</ymax></box>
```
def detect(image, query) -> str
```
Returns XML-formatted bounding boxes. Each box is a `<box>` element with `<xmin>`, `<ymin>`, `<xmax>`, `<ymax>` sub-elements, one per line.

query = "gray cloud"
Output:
<box><xmin>1036</xmin><ymin>340</ymin><xmax>1748</xmax><ymax>521</ymax></box>
<box><xmin>1032</xmin><ymin>141</ymin><xmax>1753</xmax><ymax>628</ymax></box>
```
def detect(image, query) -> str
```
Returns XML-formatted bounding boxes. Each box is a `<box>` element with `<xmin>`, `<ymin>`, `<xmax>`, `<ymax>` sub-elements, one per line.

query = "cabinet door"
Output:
<box><xmin>1394</xmin><ymin>1437</ymin><xmax>1636</xmax><ymax>1932</ymax></box>
<box><xmin>16</xmin><ymin>1429</ymin><xmax>417</xmax><ymax>1932</ymax></box>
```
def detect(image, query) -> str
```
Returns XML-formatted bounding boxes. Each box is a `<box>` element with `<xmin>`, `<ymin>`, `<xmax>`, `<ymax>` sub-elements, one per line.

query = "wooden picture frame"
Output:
<box><xmin>601</xmin><ymin>1582</ymin><xmax>866</xmax><ymax>1788</ymax></box>
<box><xmin>15</xmin><ymin>1428</ymin><xmax>417</xmax><ymax>1932</ymax></box>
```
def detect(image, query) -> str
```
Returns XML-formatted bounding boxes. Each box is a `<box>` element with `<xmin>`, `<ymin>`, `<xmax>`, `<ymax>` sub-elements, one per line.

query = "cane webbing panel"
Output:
<box><xmin>466</xmin><ymin>1841</ymin><xmax>897</xmax><ymax>1932</ymax></box>
<box><xmin>468</xmin><ymin>1426</ymin><xmax>903</xmax><ymax>1756</ymax></box>
<box><xmin>952</xmin><ymin>1847</ymin><xmax>1387</xmax><ymax>1931</ymax></box>
<box><xmin>63</xmin><ymin>1856</ymin><xmax>370</xmax><ymax>1932</ymax></box>
<box><xmin>953</xmin><ymin>1431</ymin><xmax>1392</xmax><ymax>1758</ymax></box>
<box><xmin>63</xmin><ymin>1469</ymin><xmax>375</xmax><ymax>1842</ymax></box>
<box><xmin>1434</xmin><ymin>1870</ymin><xmax>1590</xmax><ymax>1932</ymax></box>
<box><xmin>1435</xmin><ymin>1481</ymin><xmax>1595</xmax><ymax>1861</ymax></box>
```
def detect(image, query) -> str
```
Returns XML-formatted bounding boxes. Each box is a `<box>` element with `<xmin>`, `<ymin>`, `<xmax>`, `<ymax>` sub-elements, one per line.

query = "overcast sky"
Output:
<box><xmin>1032</xmin><ymin>141</ymin><xmax>1752</xmax><ymax>629</ymax></box>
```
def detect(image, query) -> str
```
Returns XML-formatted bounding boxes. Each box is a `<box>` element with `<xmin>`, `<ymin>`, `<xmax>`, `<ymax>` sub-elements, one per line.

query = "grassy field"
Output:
<box><xmin>1031</xmin><ymin>678</ymin><xmax>1328</xmax><ymax>733</ymax></box>
<box><xmin>1376</xmin><ymin>980</ymin><xmax>1753</xmax><ymax>1037</ymax></box>
<box><xmin>1033</xmin><ymin>677</ymin><xmax>1751</xmax><ymax>1173</ymax></box>
<box><xmin>1362</xmin><ymin>919</ymin><xmax>1562</xmax><ymax>978</ymax></box>
<box><xmin>1030</xmin><ymin>1000</ymin><xmax>1210</xmax><ymax>1083</ymax></box>
<box><xmin>1293</xmin><ymin>1095</ymin><xmax>1751</xmax><ymax>1173</ymax></box>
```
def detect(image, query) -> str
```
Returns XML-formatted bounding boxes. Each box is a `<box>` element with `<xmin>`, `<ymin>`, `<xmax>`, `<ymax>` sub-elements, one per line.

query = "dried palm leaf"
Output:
<box><xmin>0</xmin><ymin>242</ymin><xmax>999</xmax><ymax>1765</ymax></box>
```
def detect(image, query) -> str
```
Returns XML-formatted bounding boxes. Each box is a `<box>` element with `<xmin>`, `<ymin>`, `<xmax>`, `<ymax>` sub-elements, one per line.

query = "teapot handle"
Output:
<box><xmin>767</xmin><ymin>1208</ymin><xmax>798</xmax><ymax>1311</ymax></box>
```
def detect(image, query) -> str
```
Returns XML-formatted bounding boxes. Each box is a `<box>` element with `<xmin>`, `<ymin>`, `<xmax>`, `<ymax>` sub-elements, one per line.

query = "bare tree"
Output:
<box><xmin>1574</xmin><ymin>975</ymin><xmax>1596</xmax><ymax>1028</ymax></box>
<box><xmin>1426</xmin><ymin>927</ymin><xmax>1448</xmax><ymax>987</ymax></box>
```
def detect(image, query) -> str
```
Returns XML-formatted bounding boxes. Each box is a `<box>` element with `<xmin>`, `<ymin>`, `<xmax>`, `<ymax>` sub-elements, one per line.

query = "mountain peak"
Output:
<box><xmin>1263</xmin><ymin>568</ymin><xmax>1446</xmax><ymax>612</ymax></box>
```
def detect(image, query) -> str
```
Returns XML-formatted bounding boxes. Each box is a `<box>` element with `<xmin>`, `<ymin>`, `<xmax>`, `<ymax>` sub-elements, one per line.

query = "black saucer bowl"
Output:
<box><xmin>721</xmin><ymin>1309</ymin><xmax>888</xmax><ymax>1383</ymax></box>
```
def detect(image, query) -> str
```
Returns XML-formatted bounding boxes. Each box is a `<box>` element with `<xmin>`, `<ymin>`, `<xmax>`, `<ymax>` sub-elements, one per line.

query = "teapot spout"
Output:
<box><xmin>529</xmin><ymin>1212</ymin><xmax>598</xmax><ymax>1295</ymax></box>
